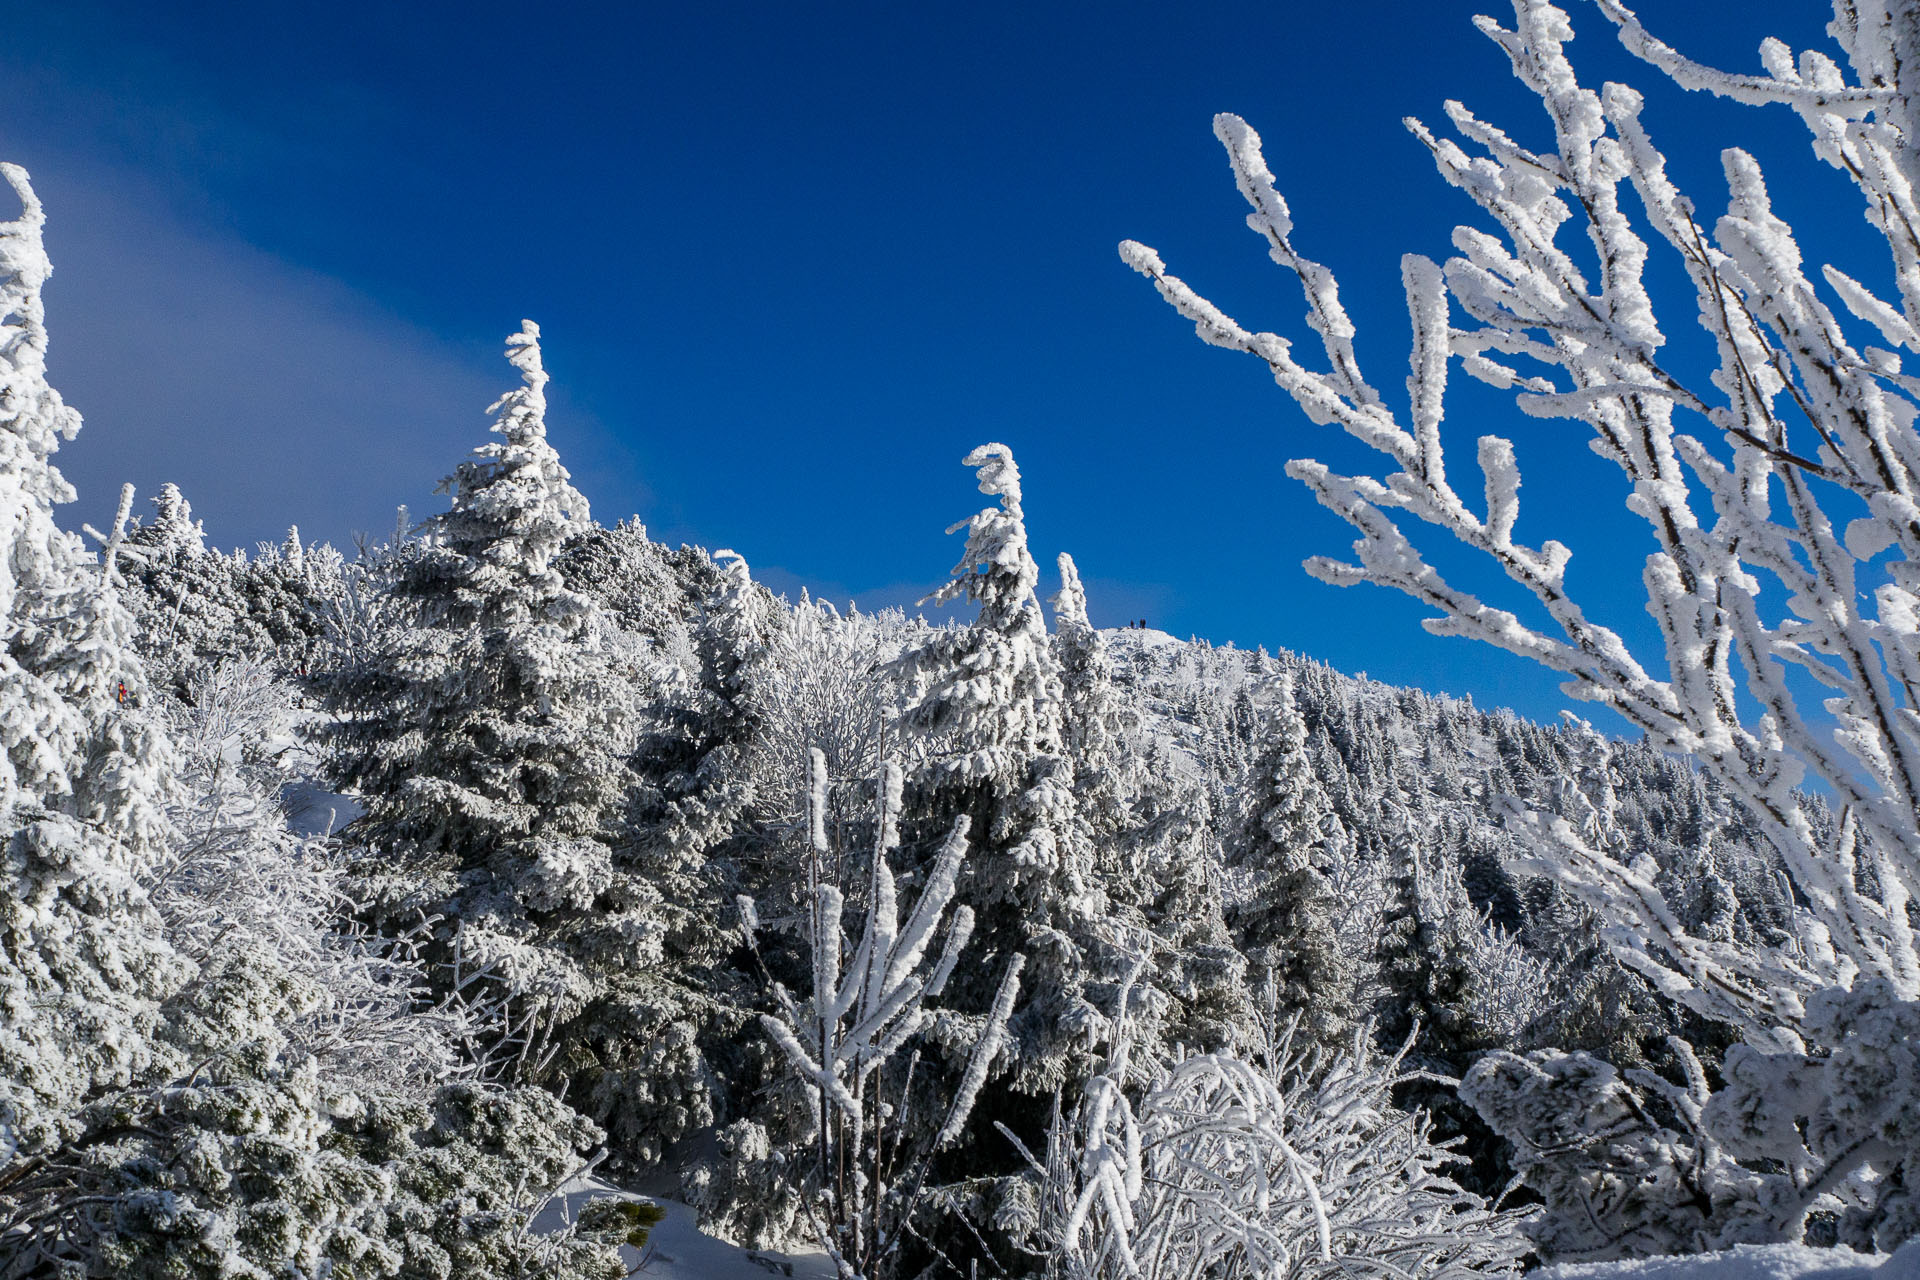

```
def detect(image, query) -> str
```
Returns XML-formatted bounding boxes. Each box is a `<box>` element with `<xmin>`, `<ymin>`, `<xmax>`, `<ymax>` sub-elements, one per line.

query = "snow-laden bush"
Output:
<box><xmin>146</xmin><ymin>659</ymin><xmax>469</xmax><ymax>1094</ymax></box>
<box><xmin>744</xmin><ymin>748</ymin><xmax>1023</xmax><ymax>1280</ymax></box>
<box><xmin>742</xmin><ymin>595</ymin><xmax>910</xmax><ymax>850</ymax></box>
<box><xmin>1468</xmin><ymin>978</ymin><xmax>1920</xmax><ymax>1260</ymax></box>
<box><xmin>1019</xmin><ymin>1002</ymin><xmax>1533</xmax><ymax>1280</ymax></box>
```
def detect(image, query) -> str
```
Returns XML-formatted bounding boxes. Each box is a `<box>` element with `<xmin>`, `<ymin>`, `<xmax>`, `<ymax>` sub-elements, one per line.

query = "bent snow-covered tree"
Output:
<box><xmin>889</xmin><ymin>444</ymin><xmax>1116</xmax><ymax>1262</ymax></box>
<box><xmin>1124</xmin><ymin>0</ymin><xmax>1920</xmax><ymax>1251</ymax></box>
<box><xmin>891</xmin><ymin>446</ymin><xmax>1110</xmax><ymax>1096</ymax></box>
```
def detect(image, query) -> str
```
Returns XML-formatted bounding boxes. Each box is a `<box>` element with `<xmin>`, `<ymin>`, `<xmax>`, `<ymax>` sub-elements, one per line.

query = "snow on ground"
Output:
<box><xmin>1102</xmin><ymin>625</ymin><xmax>1186</xmax><ymax>651</ymax></box>
<box><xmin>281</xmin><ymin>779</ymin><xmax>365</xmax><ymax>837</ymax></box>
<box><xmin>1537</xmin><ymin>1241</ymin><xmax>1920</xmax><ymax>1280</ymax></box>
<box><xmin>538</xmin><ymin>1177</ymin><xmax>834</xmax><ymax>1280</ymax></box>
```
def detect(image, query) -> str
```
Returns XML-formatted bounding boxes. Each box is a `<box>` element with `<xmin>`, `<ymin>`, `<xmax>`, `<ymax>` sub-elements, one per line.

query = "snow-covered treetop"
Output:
<box><xmin>437</xmin><ymin>320</ymin><xmax>590</xmax><ymax>603</ymax></box>
<box><xmin>0</xmin><ymin>163</ymin><xmax>121</xmax><ymax>815</ymax></box>
<box><xmin>896</xmin><ymin>443</ymin><xmax>1070</xmax><ymax>778</ymax></box>
<box><xmin>0</xmin><ymin>164</ymin><xmax>81</xmax><ymax>623</ymax></box>
<box><xmin>1052</xmin><ymin>551</ymin><xmax>1091</xmax><ymax>636</ymax></box>
<box><xmin>145</xmin><ymin>483</ymin><xmax>207</xmax><ymax>557</ymax></box>
<box><xmin>925</xmin><ymin>443</ymin><xmax>1044</xmax><ymax>638</ymax></box>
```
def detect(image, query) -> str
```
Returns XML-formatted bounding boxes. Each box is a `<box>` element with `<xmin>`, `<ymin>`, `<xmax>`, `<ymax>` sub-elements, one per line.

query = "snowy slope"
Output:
<box><xmin>1537</xmin><ymin>1241</ymin><xmax>1920</xmax><ymax>1280</ymax></box>
<box><xmin>539</xmin><ymin>1177</ymin><xmax>834</xmax><ymax>1280</ymax></box>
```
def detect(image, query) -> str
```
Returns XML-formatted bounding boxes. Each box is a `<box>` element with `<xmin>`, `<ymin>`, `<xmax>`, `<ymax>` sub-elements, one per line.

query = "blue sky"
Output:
<box><xmin>0</xmin><ymin>0</ymin><xmax>1850</xmax><ymax>725</ymax></box>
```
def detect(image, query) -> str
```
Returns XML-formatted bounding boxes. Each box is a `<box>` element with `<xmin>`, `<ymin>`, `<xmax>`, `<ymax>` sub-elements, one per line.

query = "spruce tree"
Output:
<box><xmin>0</xmin><ymin>165</ymin><xmax>185</xmax><ymax>1162</ymax></box>
<box><xmin>120</xmin><ymin>485</ymin><xmax>268</xmax><ymax>679</ymax></box>
<box><xmin>1223</xmin><ymin>671</ymin><xmax>1355</xmax><ymax>1052</ymax></box>
<box><xmin>888</xmin><ymin>445</ymin><xmax>1111</xmax><ymax>1257</ymax></box>
<box><xmin>1053</xmin><ymin>553</ymin><xmax>1252</xmax><ymax>1059</ymax></box>
<box><xmin>893</xmin><ymin>445</ymin><xmax>1106</xmax><ymax>1090</ymax></box>
<box><xmin>1049</xmin><ymin>552</ymin><xmax>1128</xmax><ymax>835</ymax></box>
<box><xmin>325</xmin><ymin>323</ymin><xmax>638</xmax><ymax>1073</ymax></box>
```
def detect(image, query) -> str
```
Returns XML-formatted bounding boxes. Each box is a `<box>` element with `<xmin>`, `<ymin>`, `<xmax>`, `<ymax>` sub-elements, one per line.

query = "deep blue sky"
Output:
<box><xmin>0</xmin><ymin>1</ymin><xmax>1852</xmax><ymax>724</ymax></box>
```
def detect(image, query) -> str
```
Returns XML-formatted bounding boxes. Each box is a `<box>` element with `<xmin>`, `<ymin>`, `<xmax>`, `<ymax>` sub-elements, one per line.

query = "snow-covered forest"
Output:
<box><xmin>8</xmin><ymin>1</ymin><xmax>1920</xmax><ymax>1277</ymax></box>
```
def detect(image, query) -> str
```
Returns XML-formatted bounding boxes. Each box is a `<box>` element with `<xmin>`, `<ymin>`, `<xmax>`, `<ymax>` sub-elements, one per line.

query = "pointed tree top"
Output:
<box><xmin>435</xmin><ymin>319</ymin><xmax>591</xmax><ymax>591</ymax></box>
<box><xmin>1</xmin><ymin>161</ymin><xmax>82</xmax><ymax>467</ymax></box>
<box><xmin>1052</xmin><ymin>551</ymin><xmax>1090</xmax><ymax>633</ymax></box>
<box><xmin>926</xmin><ymin>442</ymin><xmax>1042</xmax><ymax>634</ymax></box>
<box><xmin>502</xmin><ymin>319</ymin><xmax>548</xmax><ymax>412</ymax></box>
<box><xmin>146</xmin><ymin>482</ymin><xmax>206</xmax><ymax>556</ymax></box>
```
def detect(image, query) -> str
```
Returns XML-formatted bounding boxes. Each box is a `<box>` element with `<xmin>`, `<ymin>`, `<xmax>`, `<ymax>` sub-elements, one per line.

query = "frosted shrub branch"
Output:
<box><xmin>748</xmin><ymin>747</ymin><xmax>1023</xmax><ymax>1279</ymax></box>
<box><xmin>1019</xmin><ymin>1004</ymin><xmax>1532</xmax><ymax>1280</ymax></box>
<box><xmin>1123</xmin><ymin>0</ymin><xmax>1920</xmax><ymax>1045</ymax></box>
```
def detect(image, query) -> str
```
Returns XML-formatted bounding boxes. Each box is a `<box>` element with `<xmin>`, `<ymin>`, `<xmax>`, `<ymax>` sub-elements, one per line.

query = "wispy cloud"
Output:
<box><xmin>15</xmin><ymin>157</ymin><xmax>624</xmax><ymax>555</ymax></box>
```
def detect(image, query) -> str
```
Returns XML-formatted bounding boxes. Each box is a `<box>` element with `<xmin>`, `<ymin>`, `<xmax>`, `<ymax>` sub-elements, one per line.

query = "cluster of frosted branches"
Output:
<box><xmin>1122</xmin><ymin>0</ymin><xmax>1920</xmax><ymax>1043</ymax></box>
<box><xmin>142</xmin><ymin>659</ymin><xmax>484</xmax><ymax>1093</ymax></box>
<box><xmin>744</xmin><ymin>597</ymin><xmax>906</xmax><ymax>841</ymax></box>
<box><xmin>746</xmin><ymin>748</ymin><xmax>1023</xmax><ymax>1279</ymax></box>
<box><xmin>1409</xmin><ymin>835</ymin><xmax>1556</xmax><ymax>1046</ymax></box>
<box><xmin>1015</xmin><ymin>991</ymin><xmax>1531</xmax><ymax>1280</ymax></box>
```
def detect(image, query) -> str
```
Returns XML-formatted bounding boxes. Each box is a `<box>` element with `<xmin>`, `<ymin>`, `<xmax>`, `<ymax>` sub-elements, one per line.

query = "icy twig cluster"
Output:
<box><xmin>1123</xmin><ymin>0</ymin><xmax>1920</xmax><ymax>1047</ymax></box>
<box><xmin>1018</xmin><ymin>999</ymin><xmax>1532</xmax><ymax>1280</ymax></box>
<box><xmin>748</xmin><ymin>748</ymin><xmax>1022</xmax><ymax>1279</ymax></box>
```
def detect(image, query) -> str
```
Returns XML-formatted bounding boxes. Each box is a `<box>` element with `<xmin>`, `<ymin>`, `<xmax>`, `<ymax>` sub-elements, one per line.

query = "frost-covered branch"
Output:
<box><xmin>749</xmin><ymin>748</ymin><xmax>1022</xmax><ymax>1279</ymax></box>
<box><xmin>1123</xmin><ymin>0</ymin><xmax>1920</xmax><ymax>1039</ymax></box>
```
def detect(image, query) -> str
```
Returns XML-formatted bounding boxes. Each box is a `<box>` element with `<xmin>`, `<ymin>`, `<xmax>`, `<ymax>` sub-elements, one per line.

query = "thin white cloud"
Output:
<box><xmin>15</xmin><ymin>156</ymin><xmax>622</xmax><ymax>554</ymax></box>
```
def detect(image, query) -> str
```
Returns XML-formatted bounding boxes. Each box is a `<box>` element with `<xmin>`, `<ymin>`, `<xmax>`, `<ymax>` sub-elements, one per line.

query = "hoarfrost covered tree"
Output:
<box><xmin>1222</xmin><ymin>672</ymin><xmax>1355</xmax><ymax>1053</ymax></box>
<box><xmin>328</xmin><ymin>319</ymin><xmax>616</xmax><ymax>1026</ymax></box>
<box><xmin>0</xmin><ymin>181</ymin><xmax>625</xmax><ymax>1280</ymax></box>
<box><xmin>0</xmin><ymin>164</ymin><xmax>184</xmax><ymax>1166</ymax></box>
<box><xmin>322</xmin><ymin>322</ymin><xmax>706</xmax><ymax>1168</ymax></box>
<box><xmin>746</xmin><ymin>597</ymin><xmax>902</xmax><ymax>827</ymax></box>
<box><xmin>1123</xmin><ymin>0</ymin><xmax>1920</xmax><ymax>1252</ymax></box>
<box><xmin>1052</xmin><ymin>553</ymin><xmax>1132</xmax><ymax>835</ymax></box>
<box><xmin>889</xmin><ymin>444</ymin><xmax>1115</xmax><ymax>1251</ymax></box>
<box><xmin>145</xmin><ymin>659</ymin><xmax>466</xmax><ymax>1092</ymax></box>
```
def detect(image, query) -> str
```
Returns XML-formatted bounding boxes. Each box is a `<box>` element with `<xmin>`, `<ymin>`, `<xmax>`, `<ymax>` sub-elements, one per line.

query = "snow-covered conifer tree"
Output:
<box><xmin>888</xmin><ymin>444</ymin><xmax>1115</xmax><ymax>1251</ymax></box>
<box><xmin>321</xmin><ymin>322</ymin><xmax>708</xmax><ymax>1166</ymax></box>
<box><xmin>0</xmin><ymin>202</ymin><xmax>628</xmax><ymax>1276</ymax></box>
<box><xmin>1051</xmin><ymin>553</ymin><xmax>1131</xmax><ymax>834</ymax></box>
<box><xmin>0</xmin><ymin>165</ymin><xmax>184</xmax><ymax>1165</ymax></box>
<box><xmin>1222</xmin><ymin>671</ymin><xmax>1355</xmax><ymax>1053</ymax></box>
<box><xmin>143</xmin><ymin>482</ymin><xmax>204</xmax><ymax>556</ymax></box>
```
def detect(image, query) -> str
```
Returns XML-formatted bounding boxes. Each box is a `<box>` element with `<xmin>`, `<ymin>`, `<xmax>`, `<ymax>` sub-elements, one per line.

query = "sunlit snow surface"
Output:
<box><xmin>280</xmin><ymin>779</ymin><xmax>365</xmax><ymax>838</ymax></box>
<box><xmin>540</xmin><ymin>1178</ymin><xmax>833</xmax><ymax>1280</ymax></box>
<box><xmin>1538</xmin><ymin>1241</ymin><xmax>1920</xmax><ymax>1280</ymax></box>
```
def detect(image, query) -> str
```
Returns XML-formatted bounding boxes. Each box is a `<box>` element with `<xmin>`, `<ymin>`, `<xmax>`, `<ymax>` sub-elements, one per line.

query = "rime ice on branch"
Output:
<box><xmin>1125</xmin><ymin>0</ymin><xmax>1920</xmax><ymax>1253</ymax></box>
<box><xmin>748</xmin><ymin>749</ymin><xmax>1021</xmax><ymax>1280</ymax></box>
<box><xmin>1123</xmin><ymin>0</ymin><xmax>1920</xmax><ymax>1046</ymax></box>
